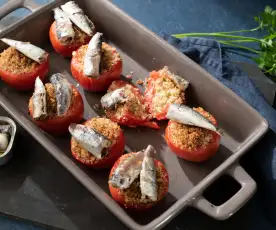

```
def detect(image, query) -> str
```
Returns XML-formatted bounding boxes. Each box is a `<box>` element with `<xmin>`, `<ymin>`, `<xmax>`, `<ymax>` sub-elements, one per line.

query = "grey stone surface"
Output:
<box><xmin>0</xmin><ymin>0</ymin><xmax>275</xmax><ymax>230</ymax></box>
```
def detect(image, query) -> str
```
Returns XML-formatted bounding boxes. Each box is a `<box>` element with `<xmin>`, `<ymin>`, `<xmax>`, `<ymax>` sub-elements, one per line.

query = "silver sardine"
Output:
<box><xmin>50</xmin><ymin>73</ymin><xmax>72</xmax><ymax>116</ymax></box>
<box><xmin>140</xmin><ymin>145</ymin><xmax>157</xmax><ymax>201</ymax></box>
<box><xmin>54</xmin><ymin>8</ymin><xmax>75</xmax><ymax>45</ymax></box>
<box><xmin>161</xmin><ymin>66</ymin><xmax>189</xmax><ymax>91</ymax></box>
<box><xmin>101</xmin><ymin>87</ymin><xmax>127</xmax><ymax>110</ymax></box>
<box><xmin>32</xmin><ymin>77</ymin><xmax>47</xmax><ymax>120</ymax></box>
<box><xmin>1</xmin><ymin>38</ymin><xmax>48</xmax><ymax>64</ymax></box>
<box><xmin>83</xmin><ymin>32</ymin><xmax>103</xmax><ymax>77</ymax></box>
<box><xmin>166</xmin><ymin>104</ymin><xmax>217</xmax><ymax>132</ymax></box>
<box><xmin>69</xmin><ymin>123</ymin><xmax>112</xmax><ymax>159</ymax></box>
<box><xmin>0</xmin><ymin>133</ymin><xmax>9</xmax><ymax>152</ymax></box>
<box><xmin>61</xmin><ymin>1</ymin><xmax>95</xmax><ymax>36</ymax></box>
<box><xmin>109</xmin><ymin>149</ymin><xmax>146</xmax><ymax>189</ymax></box>
<box><xmin>0</xmin><ymin>125</ymin><xmax>11</xmax><ymax>134</ymax></box>
<box><xmin>0</xmin><ymin>124</ymin><xmax>10</xmax><ymax>152</ymax></box>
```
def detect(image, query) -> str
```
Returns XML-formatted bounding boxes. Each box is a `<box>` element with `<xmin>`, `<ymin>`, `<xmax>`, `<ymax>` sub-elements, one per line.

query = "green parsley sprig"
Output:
<box><xmin>173</xmin><ymin>6</ymin><xmax>276</xmax><ymax>77</ymax></box>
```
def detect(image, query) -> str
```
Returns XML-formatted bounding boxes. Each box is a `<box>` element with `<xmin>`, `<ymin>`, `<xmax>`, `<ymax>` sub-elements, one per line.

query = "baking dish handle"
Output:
<box><xmin>192</xmin><ymin>163</ymin><xmax>256</xmax><ymax>220</ymax></box>
<box><xmin>0</xmin><ymin>0</ymin><xmax>41</xmax><ymax>21</ymax></box>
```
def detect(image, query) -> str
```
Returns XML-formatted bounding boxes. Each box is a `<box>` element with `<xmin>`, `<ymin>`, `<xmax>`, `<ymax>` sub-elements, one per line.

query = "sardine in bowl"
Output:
<box><xmin>0</xmin><ymin>117</ymin><xmax>17</xmax><ymax>166</ymax></box>
<box><xmin>0</xmin><ymin>0</ymin><xmax>269</xmax><ymax>229</ymax></box>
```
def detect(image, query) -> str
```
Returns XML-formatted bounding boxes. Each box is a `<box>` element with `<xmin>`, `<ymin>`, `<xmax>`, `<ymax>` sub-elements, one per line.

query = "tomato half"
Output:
<box><xmin>104</xmin><ymin>80</ymin><xmax>159</xmax><ymax>129</ymax></box>
<box><xmin>71</xmin><ymin>43</ymin><xmax>122</xmax><ymax>92</ymax></box>
<box><xmin>0</xmin><ymin>57</ymin><xmax>49</xmax><ymax>91</ymax></box>
<box><xmin>49</xmin><ymin>21</ymin><xmax>92</xmax><ymax>57</ymax></box>
<box><xmin>109</xmin><ymin>153</ymin><xmax>169</xmax><ymax>210</ymax></box>
<box><xmin>165</xmin><ymin>107</ymin><xmax>220</xmax><ymax>162</ymax></box>
<box><xmin>29</xmin><ymin>85</ymin><xmax>84</xmax><ymax>134</ymax></box>
<box><xmin>145</xmin><ymin>69</ymin><xmax>185</xmax><ymax>120</ymax></box>
<box><xmin>71</xmin><ymin>118</ymin><xmax>125</xmax><ymax>168</ymax></box>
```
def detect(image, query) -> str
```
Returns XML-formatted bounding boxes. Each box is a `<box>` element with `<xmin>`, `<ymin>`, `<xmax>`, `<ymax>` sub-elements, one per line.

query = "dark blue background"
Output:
<box><xmin>1</xmin><ymin>0</ymin><xmax>276</xmax><ymax>229</ymax></box>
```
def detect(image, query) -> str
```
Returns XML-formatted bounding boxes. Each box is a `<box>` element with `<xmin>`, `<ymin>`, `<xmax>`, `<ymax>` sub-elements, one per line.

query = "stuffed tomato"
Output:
<box><xmin>69</xmin><ymin>117</ymin><xmax>125</xmax><ymax>168</ymax></box>
<box><xmin>0</xmin><ymin>38</ymin><xmax>49</xmax><ymax>90</ymax></box>
<box><xmin>109</xmin><ymin>145</ymin><xmax>169</xmax><ymax>210</ymax></box>
<box><xmin>29</xmin><ymin>73</ymin><xmax>84</xmax><ymax>134</ymax></box>
<box><xmin>49</xmin><ymin>2</ymin><xmax>95</xmax><ymax>57</ymax></box>
<box><xmin>101</xmin><ymin>80</ymin><xmax>159</xmax><ymax>129</ymax></box>
<box><xmin>165</xmin><ymin>104</ymin><xmax>220</xmax><ymax>162</ymax></box>
<box><xmin>145</xmin><ymin>66</ymin><xmax>189</xmax><ymax>120</ymax></box>
<box><xmin>71</xmin><ymin>32</ymin><xmax>122</xmax><ymax>92</ymax></box>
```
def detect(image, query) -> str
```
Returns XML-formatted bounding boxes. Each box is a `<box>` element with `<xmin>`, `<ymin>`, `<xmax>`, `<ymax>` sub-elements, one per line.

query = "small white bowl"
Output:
<box><xmin>0</xmin><ymin>116</ymin><xmax>17</xmax><ymax>166</ymax></box>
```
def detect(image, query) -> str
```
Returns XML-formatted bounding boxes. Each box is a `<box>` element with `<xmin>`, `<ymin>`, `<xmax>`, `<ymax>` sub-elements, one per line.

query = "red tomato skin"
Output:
<box><xmin>144</xmin><ymin>71</ymin><xmax>171</xmax><ymax>120</ymax></box>
<box><xmin>29</xmin><ymin>85</ymin><xmax>84</xmax><ymax>134</ymax></box>
<box><xmin>165</xmin><ymin>121</ymin><xmax>220</xmax><ymax>162</ymax></box>
<box><xmin>71</xmin><ymin>129</ymin><xmax>125</xmax><ymax>168</ymax></box>
<box><xmin>70</xmin><ymin>46</ymin><xmax>122</xmax><ymax>92</ymax></box>
<box><xmin>49</xmin><ymin>21</ymin><xmax>92</xmax><ymax>57</ymax></box>
<box><xmin>106</xmin><ymin>80</ymin><xmax>159</xmax><ymax>129</ymax></box>
<box><xmin>108</xmin><ymin>112</ymin><xmax>159</xmax><ymax>130</ymax></box>
<box><xmin>0</xmin><ymin>57</ymin><xmax>49</xmax><ymax>91</ymax></box>
<box><xmin>145</xmin><ymin>71</ymin><xmax>167</xmax><ymax>120</ymax></box>
<box><xmin>108</xmin><ymin>153</ymin><xmax>169</xmax><ymax>210</ymax></box>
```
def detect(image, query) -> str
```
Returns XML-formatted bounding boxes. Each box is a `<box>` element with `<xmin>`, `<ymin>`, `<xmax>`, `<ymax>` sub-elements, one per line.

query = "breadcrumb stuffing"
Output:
<box><xmin>0</xmin><ymin>47</ymin><xmax>38</xmax><ymax>74</ymax></box>
<box><xmin>71</xmin><ymin>118</ymin><xmax>121</xmax><ymax>164</ymax></box>
<box><xmin>168</xmin><ymin>107</ymin><xmax>217</xmax><ymax>151</ymax></box>
<box><xmin>45</xmin><ymin>83</ymin><xmax>77</xmax><ymax>117</ymax></box>
<box><xmin>29</xmin><ymin>83</ymin><xmax>76</xmax><ymax>119</ymax></box>
<box><xmin>168</xmin><ymin>121</ymin><xmax>214</xmax><ymax>151</ymax></box>
<box><xmin>73</xmin><ymin>24</ymin><xmax>89</xmax><ymax>44</ymax></box>
<box><xmin>147</xmin><ymin>67</ymin><xmax>185</xmax><ymax>116</ymax></box>
<box><xmin>73</xmin><ymin>42</ymin><xmax>121</xmax><ymax>73</ymax></box>
<box><xmin>193</xmin><ymin>107</ymin><xmax>217</xmax><ymax>125</ymax></box>
<box><xmin>136</xmin><ymin>79</ymin><xmax>144</xmax><ymax>85</ymax></box>
<box><xmin>106</xmin><ymin>83</ymin><xmax>150</xmax><ymax>121</ymax></box>
<box><xmin>111</xmin><ymin>153</ymin><xmax>168</xmax><ymax>207</ymax></box>
<box><xmin>45</xmin><ymin>83</ymin><xmax>57</xmax><ymax>115</ymax></box>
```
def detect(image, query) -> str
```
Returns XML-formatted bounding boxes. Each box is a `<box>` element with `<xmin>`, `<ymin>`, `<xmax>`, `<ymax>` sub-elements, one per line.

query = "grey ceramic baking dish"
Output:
<box><xmin>0</xmin><ymin>116</ymin><xmax>16</xmax><ymax>166</ymax></box>
<box><xmin>0</xmin><ymin>0</ymin><xmax>269</xmax><ymax>229</ymax></box>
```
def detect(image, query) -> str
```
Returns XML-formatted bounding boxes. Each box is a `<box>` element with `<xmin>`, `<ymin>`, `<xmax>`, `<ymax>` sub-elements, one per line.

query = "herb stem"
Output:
<box><xmin>172</xmin><ymin>5</ymin><xmax>276</xmax><ymax>76</ymax></box>
<box><xmin>211</xmin><ymin>27</ymin><xmax>261</xmax><ymax>34</ymax></box>
<box><xmin>217</xmin><ymin>39</ymin><xmax>259</xmax><ymax>43</ymax></box>
<box><xmin>218</xmin><ymin>40</ymin><xmax>260</xmax><ymax>54</ymax></box>
<box><xmin>173</xmin><ymin>33</ymin><xmax>261</xmax><ymax>42</ymax></box>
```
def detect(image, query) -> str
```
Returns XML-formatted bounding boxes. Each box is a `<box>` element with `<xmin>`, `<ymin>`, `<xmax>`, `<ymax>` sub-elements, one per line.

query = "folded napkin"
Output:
<box><xmin>161</xmin><ymin>34</ymin><xmax>276</xmax><ymax>224</ymax></box>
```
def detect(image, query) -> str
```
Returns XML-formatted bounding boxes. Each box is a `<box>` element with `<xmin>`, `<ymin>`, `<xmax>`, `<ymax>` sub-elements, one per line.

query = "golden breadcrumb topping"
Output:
<box><xmin>29</xmin><ymin>83</ymin><xmax>76</xmax><ymax>119</ymax></box>
<box><xmin>111</xmin><ymin>153</ymin><xmax>168</xmax><ymax>207</ymax></box>
<box><xmin>0</xmin><ymin>47</ymin><xmax>38</xmax><ymax>74</ymax></box>
<box><xmin>168</xmin><ymin>121</ymin><xmax>214</xmax><ymax>151</ymax></box>
<box><xmin>136</xmin><ymin>79</ymin><xmax>144</xmax><ymax>85</ymax></box>
<box><xmin>71</xmin><ymin>118</ymin><xmax>121</xmax><ymax>164</ymax></box>
<box><xmin>73</xmin><ymin>42</ymin><xmax>121</xmax><ymax>73</ymax></box>
<box><xmin>168</xmin><ymin>107</ymin><xmax>217</xmax><ymax>150</ymax></box>
<box><xmin>45</xmin><ymin>83</ymin><xmax>77</xmax><ymax>117</ymax></box>
<box><xmin>73</xmin><ymin>24</ymin><xmax>89</xmax><ymax>44</ymax></box>
<box><xmin>106</xmin><ymin>83</ymin><xmax>149</xmax><ymax>121</ymax></box>
<box><xmin>147</xmin><ymin>67</ymin><xmax>185</xmax><ymax>116</ymax></box>
<box><xmin>45</xmin><ymin>83</ymin><xmax>57</xmax><ymax>114</ymax></box>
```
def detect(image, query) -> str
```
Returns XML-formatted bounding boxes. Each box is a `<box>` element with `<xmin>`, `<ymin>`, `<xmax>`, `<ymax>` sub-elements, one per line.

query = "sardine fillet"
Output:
<box><xmin>166</xmin><ymin>103</ymin><xmax>217</xmax><ymax>132</ymax></box>
<box><xmin>69</xmin><ymin>123</ymin><xmax>112</xmax><ymax>159</ymax></box>
<box><xmin>32</xmin><ymin>77</ymin><xmax>47</xmax><ymax>120</ymax></box>
<box><xmin>50</xmin><ymin>73</ymin><xmax>72</xmax><ymax>116</ymax></box>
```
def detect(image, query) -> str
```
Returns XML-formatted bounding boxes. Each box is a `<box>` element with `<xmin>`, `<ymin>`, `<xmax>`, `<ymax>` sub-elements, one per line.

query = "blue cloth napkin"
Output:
<box><xmin>161</xmin><ymin>34</ymin><xmax>276</xmax><ymax>224</ymax></box>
